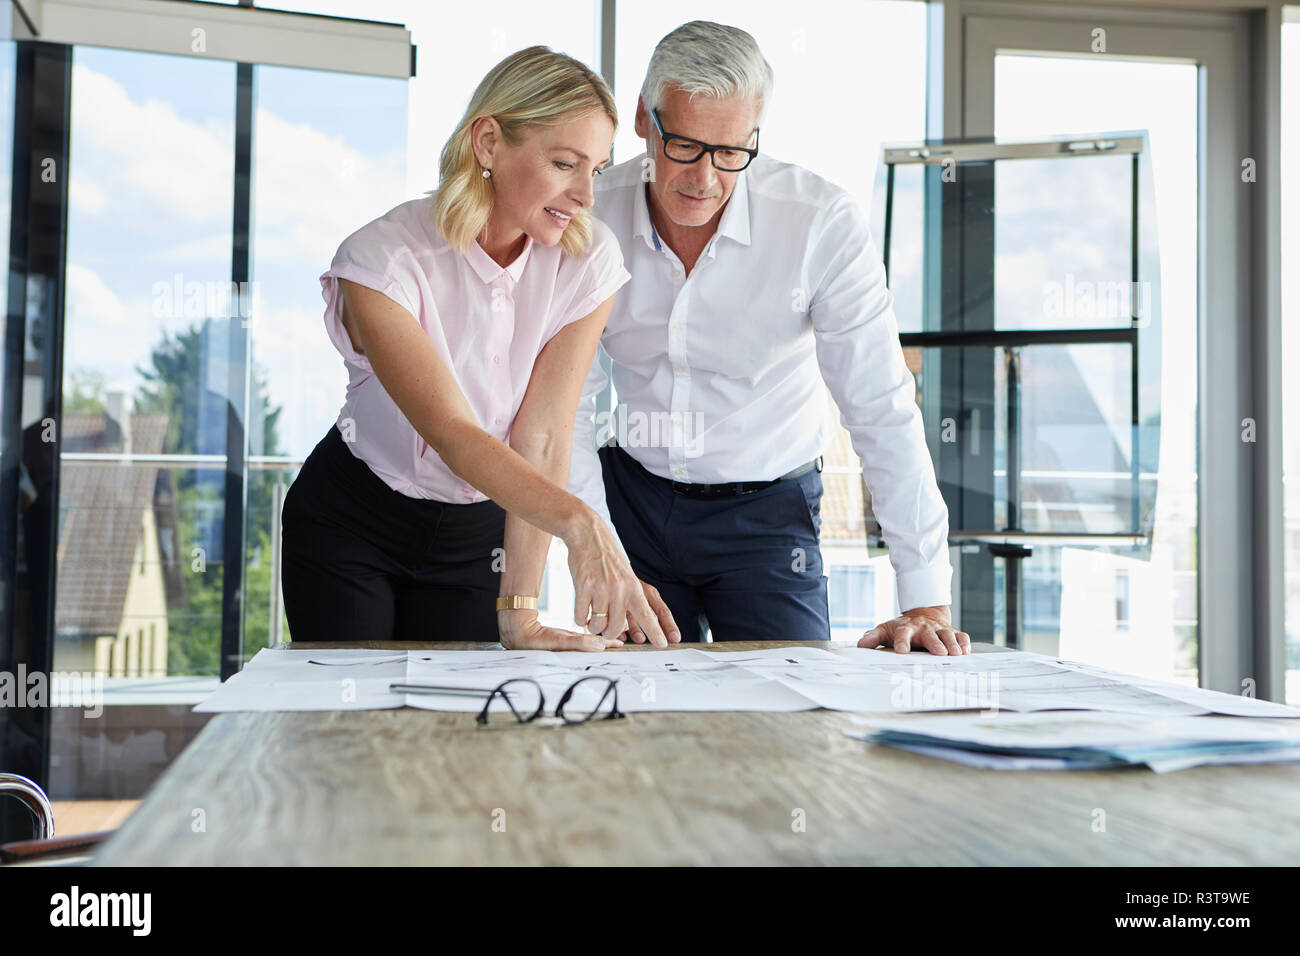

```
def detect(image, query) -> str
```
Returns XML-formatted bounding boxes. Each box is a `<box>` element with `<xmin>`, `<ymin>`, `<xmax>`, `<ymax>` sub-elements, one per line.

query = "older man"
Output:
<box><xmin>568</xmin><ymin>20</ymin><xmax>969</xmax><ymax>654</ymax></box>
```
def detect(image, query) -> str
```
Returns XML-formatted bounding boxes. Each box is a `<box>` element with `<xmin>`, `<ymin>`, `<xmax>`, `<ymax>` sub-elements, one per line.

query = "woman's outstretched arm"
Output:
<box><xmin>337</xmin><ymin>277</ymin><xmax>666</xmax><ymax>648</ymax></box>
<box><xmin>498</xmin><ymin>297</ymin><xmax>613</xmax><ymax>644</ymax></box>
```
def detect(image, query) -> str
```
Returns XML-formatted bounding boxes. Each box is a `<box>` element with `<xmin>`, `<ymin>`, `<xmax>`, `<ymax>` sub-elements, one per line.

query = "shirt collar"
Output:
<box><xmin>714</xmin><ymin>170</ymin><xmax>751</xmax><ymax>248</ymax></box>
<box><xmin>632</xmin><ymin>180</ymin><xmax>659</xmax><ymax>252</ymax></box>
<box><xmin>465</xmin><ymin>234</ymin><xmax>533</xmax><ymax>284</ymax></box>
<box><xmin>633</xmin><ymin>165</ymin><xmax>753</xmax><ymax>255</ymax></box>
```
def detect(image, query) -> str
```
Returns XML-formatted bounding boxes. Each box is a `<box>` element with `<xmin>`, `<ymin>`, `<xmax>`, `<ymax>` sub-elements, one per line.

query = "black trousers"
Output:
<box><xmin>280</xmin><ymin>425</ymin><xmax>506</xmax><ymax>642</ymax></box>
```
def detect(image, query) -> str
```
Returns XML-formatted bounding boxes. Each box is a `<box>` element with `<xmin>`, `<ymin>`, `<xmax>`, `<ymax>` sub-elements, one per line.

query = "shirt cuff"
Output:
<box><xmin>319</xmin><ymin>262</ymin><xmax>420</xmax><ymax>371</ymax></box>
<box><xmin>894</xmin><ymin>564</ymin><xmax>953</xmax><ymax>614</ymax></box>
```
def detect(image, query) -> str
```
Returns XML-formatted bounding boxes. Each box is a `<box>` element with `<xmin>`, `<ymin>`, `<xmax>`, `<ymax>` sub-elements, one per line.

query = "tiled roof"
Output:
<box><xmin>55</xmin><ymin>413</ymin><xmax>170</xmax><ymax>638</ymax></box>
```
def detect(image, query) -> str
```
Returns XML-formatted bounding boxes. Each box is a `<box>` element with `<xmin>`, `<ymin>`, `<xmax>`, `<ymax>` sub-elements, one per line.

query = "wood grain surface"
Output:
<box><xmin>92</xmin><ymin>641</ymin><xmax>1300</xmax><ymax>866</ymax></box>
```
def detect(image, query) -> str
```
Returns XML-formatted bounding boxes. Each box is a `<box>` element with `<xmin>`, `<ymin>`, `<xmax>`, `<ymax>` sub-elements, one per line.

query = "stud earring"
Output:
<box><xmin>482</xmin><ymin>169</ymin><xmax>491</xmax><ymax>179</ymax></box>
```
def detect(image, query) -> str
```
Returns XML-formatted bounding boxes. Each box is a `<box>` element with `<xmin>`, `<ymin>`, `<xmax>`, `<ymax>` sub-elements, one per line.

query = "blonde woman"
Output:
<box><xmin>282</xmin><ymin>46</ymin><xmax>679</xmax><ymax>650</ymax></box>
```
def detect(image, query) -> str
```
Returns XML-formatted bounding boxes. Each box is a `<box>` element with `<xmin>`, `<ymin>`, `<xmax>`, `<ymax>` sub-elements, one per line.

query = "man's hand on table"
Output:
<box><xmin>859</xmin><ymin>605</ymin><xmax>971</xmax><ymax>655</ymax></box>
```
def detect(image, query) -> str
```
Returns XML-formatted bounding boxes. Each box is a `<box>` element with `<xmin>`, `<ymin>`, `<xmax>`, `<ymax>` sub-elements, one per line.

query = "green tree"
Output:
<box><xmin>133</xmin><ymin>319</ymin><xmax>285</xmax><ymax>675</ymax></box>
<box><xmin>64</xmin><ymin>367</ymin><xmax>108</xmax><ymax>415</ymax></box>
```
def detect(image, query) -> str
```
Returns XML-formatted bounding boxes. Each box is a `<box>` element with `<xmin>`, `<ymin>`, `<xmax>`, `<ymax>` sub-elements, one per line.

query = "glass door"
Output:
<box><xmin>963</xmin><ymin>10</ymin><xmax>1251</xmax><ymax>693</ymax></box>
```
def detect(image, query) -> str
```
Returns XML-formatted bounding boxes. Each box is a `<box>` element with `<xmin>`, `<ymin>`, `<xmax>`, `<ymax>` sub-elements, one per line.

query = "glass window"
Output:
<box><xmin>995</xmin><ymin>154</ymin><xmax>1143</xmax><ymax>332</ymax></box>
<box><xmin>902</xmin><ymin>340</ymin><xmax>1146</xmax><ymax>536</ymax></box>
<box><xmin>53</xmin><ymin>45</ymin><xmax>237</xmax><ymax>818</ymax></box>
<box><xmin>1283</xmin><ymin>13</ymin><xmax>1300</xmax><ymax>704</ymax></box>
<box><xmin>828</xmin><ymin>565</ymin><xmax>876</xmax><ymax>629</ymax></box>
<box><xmin>1114</xmin><ymin>568</ymin><xmax>1131</xmax><ymax>631</ymax></box>
<box><xmin>245</xmin><ymin>64</ymin><xmax>409</xmax><ymax>652</ymax></box>
<box><xmin>994</xmin><ymin>342</ymin><xmax>1140</xmax><ymax>535</ymax></box>
<box><xmin>883</xmin><ymin>162</ymin><xmax>927</xmax><ymax>336</ymax></box>
<box><xmin>263</xmin><ymin>0</ymin><xmax>599</xmax><ymax>198</ymax></box>
<box><xmin>49</xmin><ymin>38</ymin><xmax>415</xmax><ymax>830</ymax></box>
<box><xmin>992</xmin><ymin>54</ymin><xmax>1198</xmax><ymax>684</ymax></box>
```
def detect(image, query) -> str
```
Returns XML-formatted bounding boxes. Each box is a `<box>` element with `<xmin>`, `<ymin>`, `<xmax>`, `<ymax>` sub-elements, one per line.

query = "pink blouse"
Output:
<box><xmin>319</xmin><ymin>197</ymin><xmax>630</xmax><ymax>504</ymax></box>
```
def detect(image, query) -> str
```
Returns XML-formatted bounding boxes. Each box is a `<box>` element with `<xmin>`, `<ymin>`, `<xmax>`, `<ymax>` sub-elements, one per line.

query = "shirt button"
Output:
<box><xmin>672</xmin><ymin>267</ymin><xmax>682</xmax><ymax>278</ymax></box>
<box><xmin>495</xmin><ymin>415</ymin><xmax>505</xmax><ymax>425</ymax></box>
<box><xmin>673</xmin><ymin>467</ymin><xmax>684</xmax><ymax>477</ymax></box>
<box><xmin>493</xmin><ymin>355</ymin><xmax>502</xmax><ymax>365</ymax></box>
<box><xmin>676</xmin><ymin>364</ymin><xmax>686</xmax><ymax>373</ymax></box>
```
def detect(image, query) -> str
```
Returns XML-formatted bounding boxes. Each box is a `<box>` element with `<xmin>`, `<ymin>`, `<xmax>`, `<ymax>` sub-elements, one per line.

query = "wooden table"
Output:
<box><xmin>92</xmin><ymin>641</ymin><xmax>1300</xmax><ymax>865</ymax></box>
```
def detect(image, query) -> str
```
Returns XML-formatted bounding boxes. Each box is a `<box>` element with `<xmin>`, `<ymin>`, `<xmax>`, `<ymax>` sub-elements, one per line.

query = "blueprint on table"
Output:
<box><xmin>193</xmin><ymin>646</ymin><xmax>1300</xmax><ymax>718</ymax></box>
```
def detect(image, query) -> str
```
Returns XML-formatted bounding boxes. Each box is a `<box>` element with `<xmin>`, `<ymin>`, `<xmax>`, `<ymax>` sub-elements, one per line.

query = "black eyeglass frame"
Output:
<box><xmin>475</xmin><ymin>676</ymin><xmax>625</xmax><ymax>726</ymax></box>
<box><xmin>650</xmin><ymin>109</ymin><xmax>760</xmax><ymax>172</ymax></box>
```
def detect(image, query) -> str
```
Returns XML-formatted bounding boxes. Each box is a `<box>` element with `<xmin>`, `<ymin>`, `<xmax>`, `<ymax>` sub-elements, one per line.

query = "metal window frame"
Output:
<box><xmin>593</xmin><ymin>0</ymin><xmax>617</xmax><ymax>446</ymax></box>
<box><xmin>220</xmin><ymin>59</ymin><xmax>254</xmax><ymax>682</ymax></box>
<box><xmin>0</xmin><ymin>38</ymin><xmax>70</xmax><ymax>846</ymax></box>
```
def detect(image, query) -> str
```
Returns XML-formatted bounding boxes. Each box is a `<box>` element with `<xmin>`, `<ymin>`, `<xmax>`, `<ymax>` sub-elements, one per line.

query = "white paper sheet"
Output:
<box><xmin>193</xmin><ymin>649</ymin><xmax>410</xmax><ymax>712</ymax></box>
<box><xmin>1043</xmin><ymin>657</ymin><xmax>1300</xmax><ymax>718</ymax></box>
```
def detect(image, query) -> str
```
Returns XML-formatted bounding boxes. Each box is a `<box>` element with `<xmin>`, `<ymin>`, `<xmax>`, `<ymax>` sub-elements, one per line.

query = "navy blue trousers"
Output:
<box><xmin>598</xmin><ymin>444</ymin><xmax>831</xmax><ymax>642</ymax></box>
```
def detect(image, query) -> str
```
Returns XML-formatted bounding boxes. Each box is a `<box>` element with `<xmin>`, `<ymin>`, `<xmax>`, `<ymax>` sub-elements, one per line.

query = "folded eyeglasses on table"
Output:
<box><xmin>389</xmin><ymin>676</ymin><xmax>624</xmax><ymax>726</ymax></box>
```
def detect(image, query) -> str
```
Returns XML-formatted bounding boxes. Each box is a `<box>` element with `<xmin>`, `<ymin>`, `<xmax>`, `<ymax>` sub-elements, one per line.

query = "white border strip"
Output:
<box><xmin>17</xmin><ymin>0</ymin><xmax>412</xmax><ymax>78</ymax></box>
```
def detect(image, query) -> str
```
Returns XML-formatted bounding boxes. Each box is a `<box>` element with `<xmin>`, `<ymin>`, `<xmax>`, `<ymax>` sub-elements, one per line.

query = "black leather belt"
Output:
<box><xmin>669</xmin><ymin>456</ymin><xmax>823</xmax><ymax>499</ymax></box>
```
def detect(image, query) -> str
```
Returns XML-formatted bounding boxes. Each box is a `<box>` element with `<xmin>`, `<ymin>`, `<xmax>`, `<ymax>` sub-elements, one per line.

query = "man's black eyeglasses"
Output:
<box><xmin>650</xmin><ymin>109</ymin><xmax>759</xmax><ymax>172</ymax></box>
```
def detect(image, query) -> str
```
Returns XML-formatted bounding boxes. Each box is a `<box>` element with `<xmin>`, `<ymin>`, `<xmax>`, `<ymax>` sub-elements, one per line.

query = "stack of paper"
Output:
<box><xmin>846</xmin><ymin>711</ymin><xmax>1300</xmax><ymax>772</ymax></box>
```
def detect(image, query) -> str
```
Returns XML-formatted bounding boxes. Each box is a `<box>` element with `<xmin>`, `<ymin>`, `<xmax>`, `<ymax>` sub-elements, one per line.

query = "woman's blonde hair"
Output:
<box><xmin>432</xmin><ymin>46</ymin><xmax>617</xmax><ymax>258</ymax></box>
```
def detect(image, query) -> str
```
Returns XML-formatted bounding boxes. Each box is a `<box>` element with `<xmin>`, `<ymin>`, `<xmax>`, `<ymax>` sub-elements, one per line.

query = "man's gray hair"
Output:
<box><xmin>640</xmin><ymin>21</ymin><xmax>774</xmax><ymax>123</ymax></box>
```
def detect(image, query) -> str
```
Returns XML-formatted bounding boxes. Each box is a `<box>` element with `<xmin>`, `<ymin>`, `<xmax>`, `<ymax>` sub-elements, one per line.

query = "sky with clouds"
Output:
<box><xmin>63</xmin><ymin>45</ymin><xmax>407</xmax><ymax>459</ymax></box>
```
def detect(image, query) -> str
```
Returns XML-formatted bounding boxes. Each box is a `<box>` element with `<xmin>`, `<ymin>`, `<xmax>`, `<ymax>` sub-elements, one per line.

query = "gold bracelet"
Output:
<box><xmin>495</xmin><ymin>595</ymin><xmax>538</xmax><ymax>611</ymax></box>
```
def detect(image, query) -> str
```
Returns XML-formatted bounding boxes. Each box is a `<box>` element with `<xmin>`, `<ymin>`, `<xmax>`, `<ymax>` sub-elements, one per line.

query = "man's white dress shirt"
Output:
<box><xmin>568</xmin><ymin>152</ymin><xmax>953</xmax><ymax>611</ymax></box>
